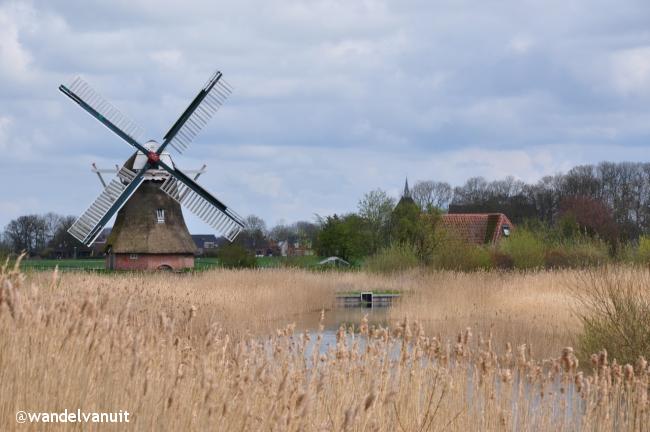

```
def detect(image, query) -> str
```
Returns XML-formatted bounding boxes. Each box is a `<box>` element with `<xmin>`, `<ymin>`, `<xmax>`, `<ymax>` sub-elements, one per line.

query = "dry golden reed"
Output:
<box><xmin>1</xmin><ymin>263</ymin><xmax>649</xmax><ymax>431</ymax></box>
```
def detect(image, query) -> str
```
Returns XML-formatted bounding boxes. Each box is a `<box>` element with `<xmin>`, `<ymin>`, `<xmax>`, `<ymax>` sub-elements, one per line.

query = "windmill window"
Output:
<box><xmin>129</xmin><ymin>254</ymin><xmax>139</xmax><ymax>260</ymax></box>
<box><xmin>156</xmin><ymin>209</ymin><xmax>165</xmax><ymax>224</ymax></box>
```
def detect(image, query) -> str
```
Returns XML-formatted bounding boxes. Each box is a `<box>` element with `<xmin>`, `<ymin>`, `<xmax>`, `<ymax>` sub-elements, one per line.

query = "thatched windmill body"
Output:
<box><xmin>60</xmin><ymin>71</ymin><xmax>244</xmax><ymax>270</ymax></box>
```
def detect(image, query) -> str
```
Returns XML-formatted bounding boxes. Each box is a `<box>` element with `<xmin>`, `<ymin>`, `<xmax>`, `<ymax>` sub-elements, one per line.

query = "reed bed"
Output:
<box><xmin>2</xmin><ymin>263</ymin><xmax>649</xmax><ymax>430</ymax></box>
<box><xmin>389</xmin><ymin>269</ymin><xmax>579</xmax><ymax>359</ymax></box>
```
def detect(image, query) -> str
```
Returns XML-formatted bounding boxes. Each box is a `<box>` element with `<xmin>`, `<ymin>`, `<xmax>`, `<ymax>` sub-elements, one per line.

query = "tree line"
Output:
<box><xmin>447</xmin><ymin>162</ymin><xmax>650</xmax><ymax>240</ymax></box>
<box><xmin>0</xmin><ymin>214</ymin><xmax>82</xmax><ymax>258</ymax></box>
<box><xmin>2</xmin><ymin>161</ymin><xmax>648</xmax><ymax>261</ymax></box>
<box><xmin>316</xmin><ymin>161</ymin><xmax>650</xmax><ymax>262</ymax></box>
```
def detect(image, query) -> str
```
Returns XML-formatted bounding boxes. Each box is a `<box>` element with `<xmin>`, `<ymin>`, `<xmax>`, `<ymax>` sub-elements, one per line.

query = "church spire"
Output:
<box><xmin>403</xmin><ymin>177</ymin><xmax>411</xmax><ymax>198</ymax></box>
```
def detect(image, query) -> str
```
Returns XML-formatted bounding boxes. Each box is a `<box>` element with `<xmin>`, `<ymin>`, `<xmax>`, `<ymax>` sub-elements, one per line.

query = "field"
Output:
<box><xmin>18</xmin><ymin>256</ymin><xmax>322</xmax><ymax>272</ymax></box>
<box><xmin>1</xmin><ymin>262</ymin><xmax>649</xmax><ymax>430</ymax></box>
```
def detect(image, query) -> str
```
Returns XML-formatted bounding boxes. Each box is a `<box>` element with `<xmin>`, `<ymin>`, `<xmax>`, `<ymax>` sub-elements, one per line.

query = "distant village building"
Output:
<box><xmin>277</xmin><ymin>240</ymin><xmax>314</xmax><ymax>257</ymax></box>
<box><xmin>440</xmin><ymin>213</ymin><xmax>512</xmax><ymax>245</ymax></box>
<box><xmin>191</xmin><ymin>234</ymin><xmax>220</xmax><ymax>256</ymax></box>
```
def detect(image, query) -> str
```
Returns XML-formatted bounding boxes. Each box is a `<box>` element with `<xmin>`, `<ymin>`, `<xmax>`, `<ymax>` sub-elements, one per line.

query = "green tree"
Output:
<box><xmin>390</xmin><ymin>195</ymin><xmax>437</xmax><ymax>262</ymax></box>
<box><xmin>316</xmin><ymin>214</ymin><xmax>370</xmax><ymax>262</ymax></box>
<box><xmin>357</xmin><ymin>189</ymin><xmax>395</xmax><ymax>254</ymax></box>
<box><xmin>217</xmin><ymin>243</ymin><xmax>257</xmax><ymax>268</ymax></box>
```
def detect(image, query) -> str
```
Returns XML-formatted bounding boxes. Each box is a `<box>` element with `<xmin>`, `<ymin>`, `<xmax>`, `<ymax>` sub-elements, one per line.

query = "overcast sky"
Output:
<box><xmin>1</xmin><ymin>0</ymin><xmax>650</xmax><ymax>232</ymax></box>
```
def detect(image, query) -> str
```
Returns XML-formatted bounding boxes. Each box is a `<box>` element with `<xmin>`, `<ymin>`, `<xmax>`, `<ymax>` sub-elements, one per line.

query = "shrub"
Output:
<box><xmin>431</xmin><ymin>231</ymin><xmax>493</xmax><ymax>271</ymax></box>
<box><xmin>499</xmin><ymin>228</ymin><xmax>545</xmax><ymax>269</ymax></box>
<box><xmin>566</xmin><ymin>239</ymin><xmax>609</xmax><ymax>267</ymax></box>
<box><xmin>544</xmin><ymin>249</ymin><xmax>571</xmax><ymax>269</ymax></box>
<box><xmin>491</xmin><ymin>250</ymin><xmax>514</xmax><ymax>270</ymax></box>
<box><xmin>572</xmin><ymin>267</ymin><xmax>650</xmax><ymax>365</ymax></box>
<box><xmin>364</xmin><ymin>243</ymin><xmax>420</xmax><ymax>274</ymax></box>
<box><xmin>216</xmin><ymin>244</ymin><xmax>257</xmax><ymax>269</ymax></box>
<box><xmin>615</xmin><ymin>242</ymin><xmax>636</xmax><ymax>264</ymax></box>
<box><xmin>636</xmin><ymin>236</ymin><xmax>650</xmax><ymax>264</ymax></box>
<box><xmin>545</xmin><ymin>239</ymin><xmax>609</xmax><ymax>269</ymax></box>
<box><xmin>559</xmin><ymin>196</ymin><xmax>619</xmax><ymax>246</ymax></box>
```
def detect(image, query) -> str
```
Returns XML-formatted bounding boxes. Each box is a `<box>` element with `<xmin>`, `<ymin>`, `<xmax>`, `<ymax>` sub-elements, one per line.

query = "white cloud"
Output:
<box><xmin>508</xmin><ymin>35</ymin><xmax>534</xmax><ymax>55</ymax></box>
<box><xmin>0</xmin><ymin>3</ymin><xmax>34</xmax><ymax>81</ymax></box>
<box><xmin>149</xmin><ymin>49</ymin><xmax>183</xmax><ymax>69</ymax></box>
<box><xmin>0</xmin><ymin>116</ymin><xmax>13</xmax><ymax>149</ymax></box>
<box><xmin>610</xmin><ymin>46</ymin><xmax>650</xmax><ymax>95</ymax></box>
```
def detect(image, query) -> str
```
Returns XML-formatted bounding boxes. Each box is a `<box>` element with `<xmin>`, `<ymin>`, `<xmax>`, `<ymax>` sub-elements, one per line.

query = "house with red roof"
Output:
<box><xmin>439</xmin><ymin>213</ymin><xmax>512</xmax><ymax>245</ymax></box>
<box><xmin>394</xmin><ymin>178</ymin><xmax>513</xmax><ymax>245</ymax></box>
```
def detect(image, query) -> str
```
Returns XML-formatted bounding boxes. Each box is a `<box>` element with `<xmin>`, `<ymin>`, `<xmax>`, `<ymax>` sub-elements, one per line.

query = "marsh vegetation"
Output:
<box><xmin>3</xmin><ymin>259</ymin><xmax>650</xmax><ymax>430</ymax></box>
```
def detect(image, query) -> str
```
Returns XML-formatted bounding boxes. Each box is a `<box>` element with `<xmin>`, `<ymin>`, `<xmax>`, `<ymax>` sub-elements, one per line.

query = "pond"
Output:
<box><xmin>270</xmin><ymin>302</ymin><xmax>590</xmax><ymax>427</ymax></box>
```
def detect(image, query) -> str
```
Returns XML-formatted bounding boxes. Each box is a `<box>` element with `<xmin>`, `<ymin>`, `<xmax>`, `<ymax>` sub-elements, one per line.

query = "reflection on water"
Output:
<box><xmin>292</xmin><ymin>305</ymin><xmax>393</xmax><ymax>331</ymax></box>
<box><xmin>292</xmin><ymin>306</ymin><xmax>393</xmax><ymax>346</ymax></box>
<box><xmin>275</xmin><ymin>306</ymin><xmax>586</xmax><ymax>423</ymax></box>
<box><xmin>279</xmin><ymin>305</ymin><xmax>396</xmax><ymax>356</ymax></box>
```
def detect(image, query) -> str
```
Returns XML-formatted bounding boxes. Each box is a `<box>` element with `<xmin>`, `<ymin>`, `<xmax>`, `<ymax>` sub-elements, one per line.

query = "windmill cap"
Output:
<box><xmin>132</xmin><ymin>140</ymin><xmax>173</xmax><ymax>171</ymax></box>
<box><xmin>144</xmin><ymin>140</ymin><xmax>159</xmax><ymax>151</ymax></box>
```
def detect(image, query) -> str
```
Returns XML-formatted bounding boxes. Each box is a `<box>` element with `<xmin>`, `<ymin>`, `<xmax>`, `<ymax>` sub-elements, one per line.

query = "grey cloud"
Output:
<box><xmin>1</xmin><ymin>0</ymin><xmax>650</xmax><ymax>231</ymax></box>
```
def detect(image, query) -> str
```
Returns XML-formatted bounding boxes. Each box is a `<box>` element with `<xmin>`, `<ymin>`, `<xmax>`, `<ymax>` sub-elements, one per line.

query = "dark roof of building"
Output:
<box><xmin>440</xmin><ymin>213</ymin><xmax>513</xmax><ymax>245</ymax></box>
<box><xmin>191</xmin><ymin>234</ymin><xmax>218</xmax><ymax>244</ymax></box>
<box><xmin>93</xmin><ymin>227</ymin><xmax>112</xmax><ymax>243</ymax></box>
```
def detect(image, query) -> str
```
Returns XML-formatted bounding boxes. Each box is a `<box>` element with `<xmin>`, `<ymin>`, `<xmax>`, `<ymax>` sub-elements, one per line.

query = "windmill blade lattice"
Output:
<box><xmin>68</xmin><ymin>167</ymin><xmax>144</xmax><ymax>245</ymax></box>
<box><xmin>61</xmin><ymin>69</ymin><xmax>244</xmax><ymax>249</ymax></box>
<box><xmin>66</xmin><ymin>76</ymin><xmax>145</xmax><ymax>144</ymax></box>
<box><xmin>161</xmin><ymin>72</ymin><xmax>232</xmax><ymax>154</ymax></box>
<box><xmin>160</xmin><ymin>175</ymin><xmax>244</xmax><ymax>241</ymax></box>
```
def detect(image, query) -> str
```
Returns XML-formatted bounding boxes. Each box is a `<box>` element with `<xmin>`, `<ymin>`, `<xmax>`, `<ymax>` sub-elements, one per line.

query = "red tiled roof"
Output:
<box><xmin>439</xmin><ymin>213</ymin><xmax>513</xmax><ymax>245</ymax></box>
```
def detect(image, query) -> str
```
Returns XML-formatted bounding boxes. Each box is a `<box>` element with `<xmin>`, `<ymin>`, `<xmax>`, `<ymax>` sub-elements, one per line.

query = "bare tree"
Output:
<box><xmin>269</xmin><ymin>223</ymin><xmax>299</xmax><ymax>244</ymax></box>
<box><xmin>238</xmin><ymin>214</ymin><xmax>268</xmax><ymax>252</ymax></box>
<box><xmin>453</xmin><ymin>177</ymin><xmax>489</xmax><ymax>204</ymax></box>
<box><xmin>487</xmin><ymin>176</ymin><xmax>525</xmax><ymax>198</ymax></box>
<box><xmin>4</xmin><ymin>215</ymin><xmax>47</xmax><ymax>254</ymax></box>
<box><xmin>244</xmin><ymin>215</ymin><xmax>267</xmax><ymax>235</ymax></box>
<box><xmin>294</xmin><ymin>221</ymin><xmax>320</xmax><ymax>246</ymax></box>
<box><xmin>411</xmin><ymin>180</ymin><xmax>453</xmax><ymax>211</ymax></box>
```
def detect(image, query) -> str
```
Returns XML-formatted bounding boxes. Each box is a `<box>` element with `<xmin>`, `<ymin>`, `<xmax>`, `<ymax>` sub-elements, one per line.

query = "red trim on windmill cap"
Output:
<box><xmin>147</xmin><ymin>151</ymin><xmax>160</xmax><ymax>164</ymax></box>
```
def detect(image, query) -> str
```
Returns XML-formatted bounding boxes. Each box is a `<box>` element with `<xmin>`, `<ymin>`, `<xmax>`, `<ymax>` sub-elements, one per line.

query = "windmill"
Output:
<box><xmin>60</xmin><ymin>71</ymin><xmax>245</xmax><ymax>270</ymax></box>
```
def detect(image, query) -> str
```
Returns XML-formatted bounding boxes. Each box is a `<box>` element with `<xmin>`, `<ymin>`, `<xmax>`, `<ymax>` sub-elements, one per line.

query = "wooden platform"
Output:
<box><xmin>336</xmin><ymin>291</ymin><xmax>400</xmax><ymax>307</ymax></box>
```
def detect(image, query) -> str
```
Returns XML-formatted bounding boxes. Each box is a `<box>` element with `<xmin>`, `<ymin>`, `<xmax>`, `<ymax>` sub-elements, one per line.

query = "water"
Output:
<box><xmin>278</xmin><ymin>304</ymin><xmax>589</xmax><ymax>427</ymax></box>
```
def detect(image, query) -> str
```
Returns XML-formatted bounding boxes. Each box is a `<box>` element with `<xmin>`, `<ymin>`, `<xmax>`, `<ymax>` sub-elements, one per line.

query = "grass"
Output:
<box><xmin>19</xmin><ymin>258</ymin><xmax>105</xmax><ymax>270</ymax></box>
<box><xmin>3</xmin><ymin>261</ymin><xmax>650</xmax><ymax>430</ymax></box>
<box><xmin>16</xmin><ymin>255</ymin><xmax>323</xmax><ymax>272</ymax></box>
<box><xmin>256</xmin><ymin>255</ymin><xmax>322</xmax><ymax>268</ymax></box>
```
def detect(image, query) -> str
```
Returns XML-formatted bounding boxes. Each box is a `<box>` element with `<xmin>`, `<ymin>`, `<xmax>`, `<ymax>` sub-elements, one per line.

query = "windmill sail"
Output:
<box><xmin>160</xmin><ymin>174</ymin><xmax>244</xmax><ymax>241</ymax></box>
<box><xmin>159</xmin><ymin>71</ymin><xmax>232</xmax><ymax>154</ymax></box>
<box><xmin>68</xmin><ymin>167</ymin><xmax>144</xmax><ymax>245</ymax></box>
<box><xmin>59</xmin><ymin>77</ymin><xmax>147</xmax><ymax>152</ymax></box>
